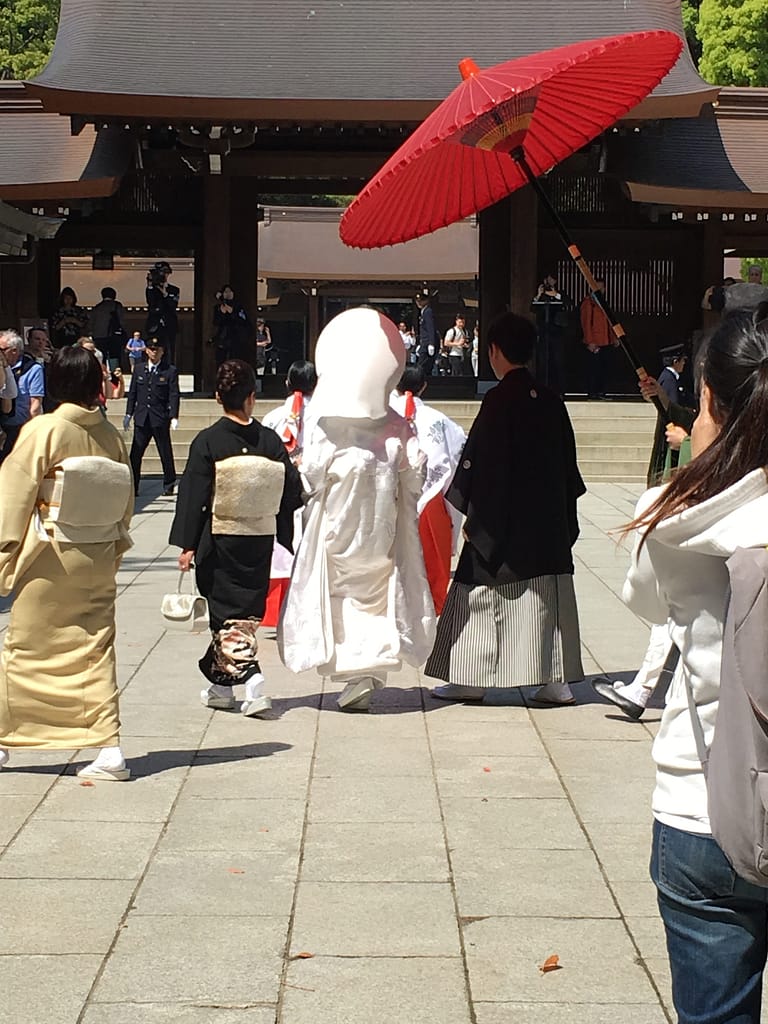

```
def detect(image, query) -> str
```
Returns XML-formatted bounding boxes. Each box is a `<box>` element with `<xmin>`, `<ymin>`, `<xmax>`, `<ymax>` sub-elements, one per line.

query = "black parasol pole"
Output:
<box><xmin>512</xmin><ymin>147</ymin><xmax>667</xmax><ymax>419</ymax></box>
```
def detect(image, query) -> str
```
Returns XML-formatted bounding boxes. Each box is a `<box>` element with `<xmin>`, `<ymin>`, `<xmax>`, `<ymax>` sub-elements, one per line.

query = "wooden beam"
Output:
<box><xmin>478</xmin><ymin>197</ymin><xmax>512</xmax><ymax>382</ymax></box>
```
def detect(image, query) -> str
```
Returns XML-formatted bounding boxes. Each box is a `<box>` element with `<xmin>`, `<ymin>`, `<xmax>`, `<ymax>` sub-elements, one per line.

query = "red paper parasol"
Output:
<box><xmin>339</xmin><ymin>31</ymin><xmax>682</xmax><ymax>400</ymax></box>
<box><xmin>340</xmin><ymin>32</ymin><xmax>682</xmax><ymax>248</ymax></box>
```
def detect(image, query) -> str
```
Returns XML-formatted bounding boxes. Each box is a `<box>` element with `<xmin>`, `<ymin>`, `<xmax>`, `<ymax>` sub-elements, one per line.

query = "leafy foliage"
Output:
<box><xmin>0</xmin><ymin>0</ymin><xmax>60</xmax><ymax>80</ymax></box>
<box><xmin>740</xmin><ymin>258</ymin><xmax>768</xmax><ymax>283</ymax></box>
<box><xmin>697</xmin><ymin>0</ymin><xmax>768</xmax><ymax>86</ymax></box>
<box><xmin>681</xmin><ymin>0</ymin><xmax>703</xmax><ymax>65</ymax></box>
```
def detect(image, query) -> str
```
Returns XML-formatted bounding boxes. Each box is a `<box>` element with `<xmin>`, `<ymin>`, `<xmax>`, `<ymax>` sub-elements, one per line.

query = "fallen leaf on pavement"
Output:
<box><xmin>482</xmin><ymin>766</ymin><xmax>491</xmax><ymax>773</ymax></box>
<box><xmin>79</xmin><ymin>780</ymin><xmax>95</xmax><ymax>787</ymax></box>
<box><xmin>228</xmin><ymin>868</ymin><xmax>245</xmax><ymax>874</ymax></box>
<box><xmin>290</xmin><ymin>952</ymin><xmax>315</xmax><ymax>960</ymax></box>
<box><xmin>540</xmin><ymin>954</ymin><xmax>562</xmax><ymax>974</ymax></box>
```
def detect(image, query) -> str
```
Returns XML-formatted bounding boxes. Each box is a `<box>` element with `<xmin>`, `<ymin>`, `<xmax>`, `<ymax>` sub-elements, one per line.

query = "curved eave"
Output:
<box><xmin>626</xmin><ymin>182</ymin><xmax>768</xmax><ymax>210</ymax></box>
<box><xmin>24</xmin><ymin>83</ymin><xmax>719</xmax><ymax>124</ymax></box>
<box><xmin>0</xmin><ymin>176</ymin><xmax>124</xmax><ymax>201</ymax></box>
<box><xmin>0</xmin><ymin>117</ymin><xmax>132</xmax><ymax>201</ymax></box>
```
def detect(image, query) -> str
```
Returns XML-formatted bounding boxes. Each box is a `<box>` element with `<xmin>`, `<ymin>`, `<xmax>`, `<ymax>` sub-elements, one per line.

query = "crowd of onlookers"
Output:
<box><xmin>0</xmin><ymin>311</ymin><xmax>129</xmax><ymax>462</ymax></box>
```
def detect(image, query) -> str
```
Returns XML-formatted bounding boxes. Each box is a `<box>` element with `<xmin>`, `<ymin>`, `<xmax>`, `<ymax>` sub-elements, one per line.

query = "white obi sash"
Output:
<box><xmin>38</xmin><ymin>456</ymin><xmax>132</xmax><ymax>543</ymax></box>
<box><xmin>212</xmin><ymin>455</ymin><xmax>285</xmax><ymax>536</ymax></box>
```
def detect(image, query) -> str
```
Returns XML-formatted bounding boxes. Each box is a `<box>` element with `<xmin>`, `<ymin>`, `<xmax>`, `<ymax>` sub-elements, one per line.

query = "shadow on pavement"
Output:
<box><xmin>4</xmin><ymin>742</ymin><xmax>294</xmax><ymax>780</ymax></box>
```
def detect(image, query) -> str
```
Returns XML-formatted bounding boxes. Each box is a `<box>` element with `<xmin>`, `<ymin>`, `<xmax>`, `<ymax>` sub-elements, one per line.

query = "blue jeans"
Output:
<box><xmin>651</xmin><ymin>820</ymin><xmax>768</xmax><ymax>1024</ymax></box>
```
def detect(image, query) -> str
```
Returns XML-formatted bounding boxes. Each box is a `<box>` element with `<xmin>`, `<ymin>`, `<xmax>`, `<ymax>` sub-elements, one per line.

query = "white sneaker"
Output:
<box><xmin>338</xmin><ymin>678</ymin><xmax>375</xmax><ymax>711</ymax></box>
<box><xmin>200</xmin><ymin>684</ymin><xmax>235</xmax><ymax>710</ymax></box>
<box><xmin>0</xmin><ymin>748</ymin><xmax>9</xmax><ymax>770</ymax></box>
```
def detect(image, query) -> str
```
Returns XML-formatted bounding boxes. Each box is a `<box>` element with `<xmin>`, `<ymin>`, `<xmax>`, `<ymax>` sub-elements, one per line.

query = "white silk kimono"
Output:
<box><xmin>390</xmin><ymin>392</ymin><xmax>466</xmax><ymax>549</ymax></box>
<box><xmin>278</xmin><ymin>410</ymin><xmax>436</xmax><ymax>678</ymax></box>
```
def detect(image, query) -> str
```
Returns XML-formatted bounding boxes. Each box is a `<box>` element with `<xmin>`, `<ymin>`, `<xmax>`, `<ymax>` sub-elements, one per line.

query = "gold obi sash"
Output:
<box><xmin>212</xmin><ymin>455</ymin><xmax>285</xmax><ymax>536</ymax></box>
<box><xmin>37</xmin><ymin>455</ymin><xmax>132</xmax><ymax>543</ymax></box>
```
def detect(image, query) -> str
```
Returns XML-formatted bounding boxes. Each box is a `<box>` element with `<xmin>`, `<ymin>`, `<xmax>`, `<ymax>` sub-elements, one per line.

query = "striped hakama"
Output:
<box><xmin>424</xmin><ymin>573</ymin><xmax>583</xmax><ymax>688</ymax></box>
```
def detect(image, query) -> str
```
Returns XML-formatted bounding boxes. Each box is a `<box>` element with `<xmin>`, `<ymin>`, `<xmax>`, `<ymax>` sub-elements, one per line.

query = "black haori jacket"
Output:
<box><xmin>447</xmin><ymin>368</ymin><xmax>585</xmax><ymax>586</ymax></box>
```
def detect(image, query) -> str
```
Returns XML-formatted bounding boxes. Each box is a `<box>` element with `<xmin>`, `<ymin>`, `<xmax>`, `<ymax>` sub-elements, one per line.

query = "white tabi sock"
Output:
<box><xmin>91</xmin><ymin>745</ymin><xmax>126</xmax><ymax>770</ymax></box>
<box><xmin>0</xmin><ymin>748</ymin><xmax>9</xmax><ymax>769</ymax></box>
<box><xmin>613</xmin><ymin>680</ymin><xmax>652</xmax><ymax>708</ymax></box>
<box><xmin>244</xmin><ymin>673</ymin><xmax>266</xmax><ymax>701</ymax></box>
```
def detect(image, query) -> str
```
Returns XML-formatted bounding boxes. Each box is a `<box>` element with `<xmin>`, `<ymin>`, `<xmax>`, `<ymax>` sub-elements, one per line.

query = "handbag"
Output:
<box><xmin>161</xmin><ymin>572</ymin><xmax>209</xmax><ymax>633</ymax></box>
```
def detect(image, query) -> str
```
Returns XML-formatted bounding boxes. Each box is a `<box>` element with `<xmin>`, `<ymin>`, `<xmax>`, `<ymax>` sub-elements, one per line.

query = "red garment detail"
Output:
<box><xmin>419</xmin><ymin>493</ymin><xmax>453</xmax><ymax>616</ymax></box>
<box><xmin>404</xmin><ymin>390</ymin><xmax>416</xmax><ymax>421</ymax></box>
<box><xmin>261</xmin><ymin>577</ymin><xmax>291</xmax><ymax>627</ymax></box>
<box><xmin>281</xmin><ymin>391</ymin><xmax>303</xmax><ymax>452</ymax></box>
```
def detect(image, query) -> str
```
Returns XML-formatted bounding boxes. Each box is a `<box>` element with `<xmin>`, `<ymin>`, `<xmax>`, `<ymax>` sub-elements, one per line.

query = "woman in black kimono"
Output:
<box><xmin>425</xmin><ymin>312</ymin><xmax>586</xmax><ymax>705</ymax></box>
<box><xmin>170</xmin><ymin>360</ymin><xmax>303</xmax><ymax>716</ymax></box>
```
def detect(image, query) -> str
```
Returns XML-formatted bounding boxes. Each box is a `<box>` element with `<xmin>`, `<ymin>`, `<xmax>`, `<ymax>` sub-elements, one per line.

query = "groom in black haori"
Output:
<box><xmin>425</xmin><ymin>312</ymin><xmax>586</xmax><ymax>705</ymax></box>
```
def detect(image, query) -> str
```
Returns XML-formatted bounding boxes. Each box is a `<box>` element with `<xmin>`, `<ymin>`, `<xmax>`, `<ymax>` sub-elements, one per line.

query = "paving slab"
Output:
<box><xmin>474</xmin><ymin>1004</ymin><xmax>669</xmax><ymax>1024</ymax></box>
<box><xmin>0</xmin><ymin>819</ymin><xmax>163</xmax><ymax>879</ymax></box>
<box><xmin>451</xmin><ymin>849</ymin><xmax>619</xmax><ymax>919</ymax></box>
<box><xmin>160</xmin><ymin>796</ymin><xmax>305</xmax><ymax>853</ymax></box>
<box><xmin>0</xmin><ymin>793</ymin><xmax>39</xmax><ymax>844</ymax></box>
<box><xmin>434</xmin><ymin>755</ymin><xmax>564</xmax><ymax>800</ymax></box>
<box><xmin>290</xmin><ymin>882</ymin><xmax>461</xmax><ymax>957</ymax></box>
<box><xmin>301</xmin><ymin>822</ymin><xmax>448</xmax><ymax>882</ymax></box>
<box><xmin>92</xmin><ymin>915</ymin><xmax>285</xmax><ymax>1004</ymax></box>
<box><xmin>0</xmin><ymin>954</ymin><xmax>104</xmax><ymax>1024</ymax></box>
<box><xmin>308</xmin><ymin>775</ymin><xmax>441</xmax><ymax>823</ymax></box>
<box><xmin>133</xmin><ymin>849</ymin><xmax>297</xmax><ymax>917</ymax></box>
<box><xmin>281</xmin><ymin>956</ymin><xmax>472</xmax><ymax>1024</ymax></box>
<box><xmin>0</xmin><ymin>877</ymin><xmax>134</xmax><ymax>953</ymax></box>
<box><xmin>463</xmin><ymin>917</ymin><xmax>659</xmax><ymax>1003</ymax></box>
<box><xmin>441</xmin><ymin>798</ymin><xmax>588</xmax><ymax>851</ymax></box>
<box><xmin>34</xmin><ymin>772</ymin><xmax>182</xmax><ymax>823</ymax></box>
<box><xmin>81</xmin><ymin>1007</ymin><xmax>275</xmax><ymax>1024</ymax></box>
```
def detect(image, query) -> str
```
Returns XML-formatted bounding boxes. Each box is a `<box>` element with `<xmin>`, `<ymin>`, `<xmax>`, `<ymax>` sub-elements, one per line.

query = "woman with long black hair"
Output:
<box><xmin>623</xmin><ymin>308</ymin><xmax>768</xmax><ymax>1023</ymax></box>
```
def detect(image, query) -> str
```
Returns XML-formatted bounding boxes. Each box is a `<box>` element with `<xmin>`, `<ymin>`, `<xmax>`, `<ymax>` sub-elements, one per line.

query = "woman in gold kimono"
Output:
<box><xmin>0</xmin><ymin>346</ymin><xmax>134</xmax><ymax>780</ymax></box>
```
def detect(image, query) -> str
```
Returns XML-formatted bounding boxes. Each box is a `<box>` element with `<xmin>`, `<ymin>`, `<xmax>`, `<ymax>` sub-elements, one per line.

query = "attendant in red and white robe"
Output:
<box><xmin>390</xmin><ymin>366</ymin><xmax>466</xmax><ymax>615</ymax></box>
<box><xmin>260</xmin><ymin>360</ymin><xmax>316</xmax><ymax>627</ymax></box>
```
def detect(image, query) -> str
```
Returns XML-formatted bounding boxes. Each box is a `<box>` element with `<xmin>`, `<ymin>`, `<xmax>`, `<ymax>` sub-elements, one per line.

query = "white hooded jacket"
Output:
<box><xmin>623</xmin><ymin>468</ymin><xmax>768</xmax><ymax>834</ymax></box>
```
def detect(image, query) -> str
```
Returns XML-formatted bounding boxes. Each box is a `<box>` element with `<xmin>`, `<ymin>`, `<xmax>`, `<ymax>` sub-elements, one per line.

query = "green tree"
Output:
<box><xmin>0</xmin><ymin>0</ymin><xmax>60</xmax><ymax>81</ymax></box>
<box><xmin>681</xmin><ymin>0</ymin><xmax>703</xmax><ymax>66</ymax></box>
<box><xmin>697</xmin><ymin>0</ymin><xmax>768</xmax><ymax>86</ymax></box>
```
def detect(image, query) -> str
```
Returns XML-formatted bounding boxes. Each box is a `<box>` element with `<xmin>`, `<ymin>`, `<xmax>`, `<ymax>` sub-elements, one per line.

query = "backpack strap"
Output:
<box><xmin>684</xmin><ymin>670</ymin><xmax>710</xmax><ymax>778</ymax></box>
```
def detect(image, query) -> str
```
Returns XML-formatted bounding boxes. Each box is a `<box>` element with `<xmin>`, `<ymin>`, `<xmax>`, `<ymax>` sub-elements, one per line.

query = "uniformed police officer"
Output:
<box><xmin>124</xmin><ymin>338</ymin><xmax>180</xmax><ymax>496</ymax></box>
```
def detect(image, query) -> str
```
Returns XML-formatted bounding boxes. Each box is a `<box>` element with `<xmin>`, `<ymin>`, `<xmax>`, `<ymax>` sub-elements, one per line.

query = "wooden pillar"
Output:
<box><xmin>36</xmin><ymin>239</ymin><xmax>61</xmax><ymax>323</ymax></box>
<box><xmin>478</xmin><ymin>196</ymin><xmax>512</xmax><ymax>383</ymax></box>
<box><xmin>198</xmin><ymin>176</ymin><xmax>231</xmax><ymax>392</ymax></box>
<box><xmin>509</xmin><ymin>185</ymin><xmax>539</xmax><ymax>317</ymax></box>
<box><xmin>307</xmin><ymin>292</ymin><xmax>320</xmax><ymax>359</ymax></box>
<box><xmin>700</xmin><ymin>217</ymin><xmax>724</xmax><ymax>333</ymax></box>
<box><xmin>228</xmin><ymin>178</ymin><xmax>259</xmax><ymax>321</ymax></box>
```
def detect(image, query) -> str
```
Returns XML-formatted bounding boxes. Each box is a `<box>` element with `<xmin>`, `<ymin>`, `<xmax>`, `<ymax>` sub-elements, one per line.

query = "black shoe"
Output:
<box><xmin>162</xmin><ymin>484</ymin><xmax>176</xmax><ymax>496</ymax></box>
<box><xmin>591</xmin><ymin>677</ymin><xmax>645</xmax><ymax>720</ymax></box>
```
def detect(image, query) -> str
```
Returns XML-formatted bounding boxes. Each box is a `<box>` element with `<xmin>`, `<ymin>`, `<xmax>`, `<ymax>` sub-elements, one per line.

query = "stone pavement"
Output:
<box><xmin>0</xmin><ymin>481</ymin><xmax>677</xmax><ymax>1024</ymax></box>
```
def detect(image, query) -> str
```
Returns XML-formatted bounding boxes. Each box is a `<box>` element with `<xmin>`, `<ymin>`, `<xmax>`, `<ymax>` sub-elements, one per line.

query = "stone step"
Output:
<box><xmin>116</xmin><ymin>399</ymin><xmax>657</xmax><ymax>483</ymax></box>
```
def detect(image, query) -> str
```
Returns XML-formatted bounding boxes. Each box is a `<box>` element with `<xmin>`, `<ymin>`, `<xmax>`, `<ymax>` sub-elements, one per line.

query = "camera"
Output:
<box><xmin>147</xmin><ymin>260</ymin><xmax>172</xmax><ymax>288</ymax></box>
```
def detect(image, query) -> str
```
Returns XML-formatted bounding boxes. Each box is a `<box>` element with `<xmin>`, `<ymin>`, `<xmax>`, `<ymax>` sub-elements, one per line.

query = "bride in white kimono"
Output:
<box><xmin>278</xmin><ymin>308</ymin><xmax>436</xmax><ymax>711</ymax></box>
